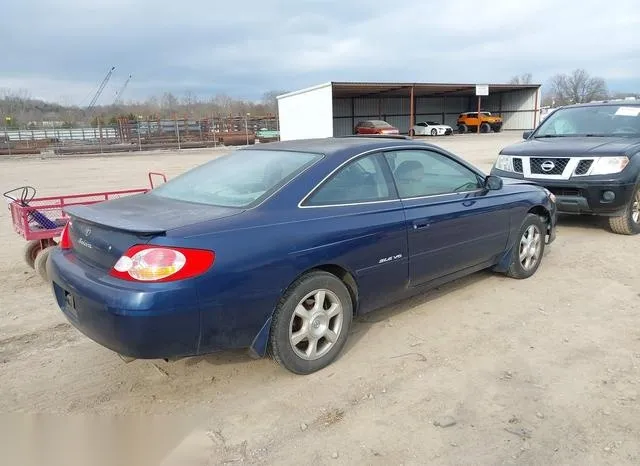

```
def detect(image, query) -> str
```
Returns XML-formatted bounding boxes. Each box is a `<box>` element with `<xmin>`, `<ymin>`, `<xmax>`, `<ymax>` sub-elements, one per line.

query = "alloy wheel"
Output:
<box><xmin>519</xmin><ymin>224</ymin><xmax>542</xmax><ymax>271</ymax></box>
<box><xmin>288</xmin><ymin>289</ymin><xmax>344</xmax><ymax>361</ymax></box>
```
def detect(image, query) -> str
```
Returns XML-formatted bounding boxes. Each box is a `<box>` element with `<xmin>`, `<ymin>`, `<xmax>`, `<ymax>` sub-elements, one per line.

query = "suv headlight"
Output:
<box><xmin>494</xmin><ymin>154</ymin><xmax>515</xmax><ymax>172</ymax></box>
<box><xmin>590</xmin><ymin>156</ymin><xmax>629</xmax><ymax>175</ymax></box>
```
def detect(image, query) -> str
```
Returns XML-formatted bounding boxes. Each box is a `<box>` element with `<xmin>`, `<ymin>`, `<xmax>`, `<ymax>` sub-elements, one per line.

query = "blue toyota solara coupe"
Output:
<box><xmin>49</xmin><ymin>135</ymin><xmax>557</xmax><ymax>374</ymax></box>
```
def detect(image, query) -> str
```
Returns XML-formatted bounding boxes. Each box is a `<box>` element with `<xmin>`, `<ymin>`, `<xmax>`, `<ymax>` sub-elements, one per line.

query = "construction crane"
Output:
<box><xmin>113</xmin><ymin>74</ymin><xmax>132</xmax><ymax>105</ymax></box>
<box><xmin>86</xmin><ymin>66</ymin><xmax>115</xmax><ymax>113</ymax></box>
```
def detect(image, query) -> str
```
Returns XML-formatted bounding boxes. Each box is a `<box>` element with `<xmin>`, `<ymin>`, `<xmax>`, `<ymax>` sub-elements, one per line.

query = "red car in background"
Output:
<box><xmin>354</xmin><ymin>120</ymin><xmax>400</xmax><ymax>135</ymax></box>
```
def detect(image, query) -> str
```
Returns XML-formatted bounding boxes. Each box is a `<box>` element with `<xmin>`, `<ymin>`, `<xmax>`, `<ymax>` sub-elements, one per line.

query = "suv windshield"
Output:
<box><xmin>535</xmin><ymin>104</ymin><xmax>640</xmax><ymax>137</ymax></box>
<box><xmin>150</xmin><ymin>149</ymin><xmax>322</xmax><ymax>208</ymax></box>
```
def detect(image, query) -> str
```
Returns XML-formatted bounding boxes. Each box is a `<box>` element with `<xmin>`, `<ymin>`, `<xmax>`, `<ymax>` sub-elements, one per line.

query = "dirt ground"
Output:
<box><xmin>1</xmin><ymin>133</ymin><xmax>639</xmax><ymax>465</ymax></box>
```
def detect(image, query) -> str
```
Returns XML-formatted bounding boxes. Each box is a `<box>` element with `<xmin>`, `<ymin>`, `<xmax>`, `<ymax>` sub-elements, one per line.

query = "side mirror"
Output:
<box><xmin>485</xmin><ymin>175</ymin><xmax>503</xmax><ymax>191</ymax></box>
<box><xmin>522</xmin><ymin>130</ymin><xmax>532</xmax><ymax>139</ymax></box>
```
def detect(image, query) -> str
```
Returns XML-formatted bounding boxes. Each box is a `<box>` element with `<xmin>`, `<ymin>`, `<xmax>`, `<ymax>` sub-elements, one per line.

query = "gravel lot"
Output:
<box><xmin>1</xmin><ymin>132</ymin><xmax>639</xmax><ymax>465</ymax></box>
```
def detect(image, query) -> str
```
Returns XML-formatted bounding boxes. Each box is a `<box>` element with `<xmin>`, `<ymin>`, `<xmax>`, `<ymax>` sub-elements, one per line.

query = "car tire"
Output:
<box><xmin>268</xmin><ymin>271</ymin><xmax>353</xmax><ymax>375</ymax></box>
<box><xmin>34</xmin><ymin>245</ymin><xmax>56</xmax><ymax>282</ymax></box>
<box><xmin>608</xmin><ymin>185</ymin><xmax>640</xmax><ymax>235</ymax></box>
<box><xmin>458</xmin><ymin>124</ymin><xmax>467</xmax><ymax>134</ymax></box>
<box><xmin>23</xmin><ymin>240</ymin><xmax>42</xmax><ymax>269</ymax></box>
<box><xmin>480</xmin><ymin>122</ymin><xmax>491</xmax><ymax>133</ymax></box>
<box><xmin>505</xmin><ymin>213</ymin><xmax>546</xmax><ymax>279</ymax></box>
<box><xmin>430</xmin><ymin>128</ymin><xmax>438</xmax><ymax>136</ymax></box>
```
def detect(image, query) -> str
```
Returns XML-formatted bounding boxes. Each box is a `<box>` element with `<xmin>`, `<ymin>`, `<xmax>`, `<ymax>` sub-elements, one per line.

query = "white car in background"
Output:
<box><xmin>410</xmin><ymin>121</ymin><xmax>454</xmax><ymax>136</ymax></box>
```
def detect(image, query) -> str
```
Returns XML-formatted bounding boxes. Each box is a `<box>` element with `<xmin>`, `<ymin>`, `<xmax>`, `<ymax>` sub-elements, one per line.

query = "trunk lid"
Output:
<box><xmin>65</xmin><ymin>193</ymin><xmax>242</xmax><ymax>271</ymax></box>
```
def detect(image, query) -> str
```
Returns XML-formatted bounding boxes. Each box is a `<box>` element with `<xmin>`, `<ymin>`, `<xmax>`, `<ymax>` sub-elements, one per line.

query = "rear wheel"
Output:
<box><xmin>505</xmin><ymin>214</ymin><xmax>546</xmax><ymax>279</ymax></box>
<box><xmin>268</xmin><ymin>271</ymin><xmax>353</xmax><ymax>375</ymax></box>
<box><xmin>430</xmin><ymin>128</ymin><xmax>438</xmax><ymax>136</ymax></box>
<box><xmin>608</xmin><ymin>185</ymin><xmax>640</xmax><ymax>235</ymax></box>
<box><xmin>23</xmin><ymin>240</ymin><xmax>42</xmax><ymax>269</ymax></box>
<box><xmin>34</xmin><ymin>245</ymin><xmax>56</xmax><ymax>282</ymax></box>
<box><xmin>458</xmin><ymin>124</ymin><xmax>468</xmax><ymax>134</ymax></box>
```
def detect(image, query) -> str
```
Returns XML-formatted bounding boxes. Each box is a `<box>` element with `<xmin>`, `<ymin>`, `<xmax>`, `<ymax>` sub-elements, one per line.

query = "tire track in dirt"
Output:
<box><xmin>0</xmin><ymin>322</ymin><xmax>79</xmax><ymax>362</ymax></box>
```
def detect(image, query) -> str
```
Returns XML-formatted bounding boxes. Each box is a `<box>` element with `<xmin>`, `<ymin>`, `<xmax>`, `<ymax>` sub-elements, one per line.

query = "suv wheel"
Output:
<box><xmin>608</xmin><ymin>185</ymin><xmax>640</xmax><ymax>235</ymax></box>
<box><xmin>480</xmin><ymin>122</ymin><xmax>491</xmax><ymax>133</ymax></box>
<box><xmin>458</xmin><ymin>124</ymin><xmax>467</xmax><ymax>134</ymax></box>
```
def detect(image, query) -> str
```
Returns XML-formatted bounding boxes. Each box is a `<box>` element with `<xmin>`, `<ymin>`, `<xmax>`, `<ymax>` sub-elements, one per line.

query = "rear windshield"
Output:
<box><xmin>535</xmin><ymin>104</ymin><xmax>640</xmax><ymax>137</ymax></box>
<box><xmin>150</xmin><ymin>149</ymin><xmax>322</xmax><ymax>208</ymax></box>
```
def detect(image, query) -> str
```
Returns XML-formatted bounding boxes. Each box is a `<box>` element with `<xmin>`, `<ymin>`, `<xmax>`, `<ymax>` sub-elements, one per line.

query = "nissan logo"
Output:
<box><xmin>541</xmin><ymin>160</ymin><xmax>555</xmax><ymax>172</ymax></box>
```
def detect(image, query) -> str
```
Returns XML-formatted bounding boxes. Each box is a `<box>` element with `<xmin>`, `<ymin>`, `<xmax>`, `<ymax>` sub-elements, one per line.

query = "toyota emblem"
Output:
<box><xmin>541</xmin><ymin>160</ymin><xmax>555</xmax><ymax>172</ymax></box>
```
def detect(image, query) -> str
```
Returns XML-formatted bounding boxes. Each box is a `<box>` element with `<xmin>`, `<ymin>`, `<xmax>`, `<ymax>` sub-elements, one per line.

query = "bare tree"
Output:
<box><xmin>262</xmin><ymin>90</ymin><xmax>287</xmax><ymax>113</ymax></box>
<box><xmin>548</xmin><ymin>69</ymin><xmax>608</xmax><ymax>105</ymax></box>
<box><xmin>160</xmin><ymin>92</ymin><xmax>179</xmax><ymax>113</ymax></box>
<box><xmin>509</xmin><ymin>73</ymin><xmax>533</xmax><ymax>85</ymax></box>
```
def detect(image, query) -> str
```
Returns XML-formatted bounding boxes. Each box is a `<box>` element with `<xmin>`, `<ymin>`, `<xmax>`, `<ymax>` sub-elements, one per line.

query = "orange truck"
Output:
<box><xmin>457</xmin><ymin>112</ymin><xmax>503</xmax><ymax>134</ymax></box>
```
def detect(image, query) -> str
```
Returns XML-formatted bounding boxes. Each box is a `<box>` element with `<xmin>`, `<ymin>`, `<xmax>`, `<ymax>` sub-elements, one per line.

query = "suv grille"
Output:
<box><xmin>530</xmin><ymin>158</ymin><xmax>569</xmax><ymax>175</ymax></box>
<box><xmin>574</xmin><ymin>160</ymin><xmax>593</xmax><ymax>175</ymax></box>
<box><xmin>513</xmin><ymin>158</ymin><xmax>523</xmax><ymax>173</ymax></box>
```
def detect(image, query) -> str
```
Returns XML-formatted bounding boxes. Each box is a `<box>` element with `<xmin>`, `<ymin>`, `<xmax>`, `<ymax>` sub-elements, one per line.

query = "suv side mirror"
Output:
<box><xmin>522</xmin><ymin>130</ymin><xmax>533</xmax><ymax>139</ymax></box>
<box><xmin>485</xmin><ymin>175</ymin><xmax>503</xmax><ymax>191</ymax></box>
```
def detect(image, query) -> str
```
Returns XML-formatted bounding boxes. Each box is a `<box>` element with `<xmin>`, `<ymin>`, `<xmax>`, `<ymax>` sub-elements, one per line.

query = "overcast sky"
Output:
<box><xmin>1</xmin><ymin>0</ymin><xmax>639</xmax><ymax>104</ymax></box>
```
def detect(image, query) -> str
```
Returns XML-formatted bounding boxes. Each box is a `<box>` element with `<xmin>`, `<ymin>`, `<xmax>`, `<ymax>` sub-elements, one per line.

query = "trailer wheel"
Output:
<box><xmin>23</xmin><ymin>240</ymin><xmax>42</xmax><ymax>269</ymax></box>
<box><xmin>34</xmin><ymin>246</ymin><xmax>56</xmax><ymax>282</ymax></box>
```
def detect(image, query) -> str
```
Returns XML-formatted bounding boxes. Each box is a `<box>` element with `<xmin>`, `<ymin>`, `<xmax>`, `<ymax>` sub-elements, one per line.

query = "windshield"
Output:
<box><xmin>426</xmin><ymin>121</ymin><xmax>440</xmax><ymax>125</ymax></box>
<box><xmin>534</xmin><ymin>104</ymin><xmax>640</xmax><ymax>137</ymax></box>
<box><xmin>150</xmin><ymin>149</ymin><xmax>322</xmax><ymax>208</ymax></box>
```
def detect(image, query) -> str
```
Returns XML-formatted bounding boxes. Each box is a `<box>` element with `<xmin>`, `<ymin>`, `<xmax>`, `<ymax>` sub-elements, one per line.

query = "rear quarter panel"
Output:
<box><xmin>161</xmin><ymin>202</ymin><xmax>409</xmax><ymax>353</ymax></box>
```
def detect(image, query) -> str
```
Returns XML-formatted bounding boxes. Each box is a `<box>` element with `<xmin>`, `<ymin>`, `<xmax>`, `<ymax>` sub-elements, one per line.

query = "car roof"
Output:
<box><xmin>240</xmin><ymin>136</ymin><xmax>432</xmax><ymax>160</ymax></box>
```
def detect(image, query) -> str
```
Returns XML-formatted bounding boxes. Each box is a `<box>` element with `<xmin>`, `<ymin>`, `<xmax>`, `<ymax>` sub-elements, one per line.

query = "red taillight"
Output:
<box><xmin>109</xmin><ymin>245</ymin><xmax>215</xmax><ymax>282</ymax></box>
<box><xmin>60</xmin><ymin>221</ymin><xmax>72</xmax><ymax>249</ymax></box>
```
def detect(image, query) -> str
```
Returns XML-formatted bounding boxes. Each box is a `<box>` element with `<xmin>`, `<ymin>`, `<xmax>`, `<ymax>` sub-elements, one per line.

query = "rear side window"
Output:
<box><xmin>305</xmin><ymin>153</ymin><xmax>395</xmax><ymax>206</ymax></box>
<box><xmin>151</xmin><ymin>149</ymin><xmax>322</xmax><ymax>208</ymax></box>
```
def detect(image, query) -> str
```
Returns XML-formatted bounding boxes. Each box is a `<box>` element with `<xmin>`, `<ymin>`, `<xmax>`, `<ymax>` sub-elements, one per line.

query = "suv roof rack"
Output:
<box><xmin>338</xmin><ymin>134</ymin><xmax>412</xmax><ymax>140</ymax></box>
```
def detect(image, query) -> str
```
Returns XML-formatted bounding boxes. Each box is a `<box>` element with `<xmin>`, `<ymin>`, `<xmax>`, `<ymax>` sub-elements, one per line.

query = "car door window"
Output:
<box><xmin>305</xmin><ymin>153</ymin><xmax>395</xmax><ymax>206</ymax></box>
<box><xmin>385</xmin><ymin>149</ymin><xmax>482</xmax><ymax>198</ymax></box>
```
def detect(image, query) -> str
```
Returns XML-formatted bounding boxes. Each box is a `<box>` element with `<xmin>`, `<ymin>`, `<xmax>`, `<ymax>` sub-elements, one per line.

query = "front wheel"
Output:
<box><xmin>268</xmin><ymin>271</ymin><xmax>353</xmax><ymax>375</ymax></box>
<box><xmin>480</xmin><ymin>122</ymin><xmax>491</xmax><ymax>133</ymax></box>
<box><xmin>608</xmin><ymin>186</ymin><xmax>640</xmax><ymax>235</ymax></box>
<box><xmin>430</xmin><ymin>128</ymin><xmax>438</xmax><ymax>136</ymax></box>
<box><xmin>505</xmin><ymin>214</ymin><xmax>546</xmax><ymax>279</ymax></box>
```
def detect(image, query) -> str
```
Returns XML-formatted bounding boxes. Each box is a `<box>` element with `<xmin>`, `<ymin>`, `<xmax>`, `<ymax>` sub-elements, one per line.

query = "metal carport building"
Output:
<box><xmin>276</xmin><ymin>81</ymin><xmax>541</xmax><ymax>141</ymax></box>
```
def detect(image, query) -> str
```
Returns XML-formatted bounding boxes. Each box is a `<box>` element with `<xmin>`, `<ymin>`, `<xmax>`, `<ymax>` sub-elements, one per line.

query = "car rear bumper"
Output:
<box><xmin>491</xmin><ymin>170</ymin><xmax>637</xmax><ymax>216</ymax></box>
<box><xmin>48</xmin><ymin>248</ymin><xmax>201</xmax><ymax>359</ymax></box>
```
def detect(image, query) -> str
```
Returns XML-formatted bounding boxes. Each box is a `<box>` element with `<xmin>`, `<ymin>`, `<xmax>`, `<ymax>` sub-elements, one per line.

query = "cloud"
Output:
<box><xmin>1</xmin><ymin>0</ymin><xmax>639</xmax><ymax>104</ymax></box>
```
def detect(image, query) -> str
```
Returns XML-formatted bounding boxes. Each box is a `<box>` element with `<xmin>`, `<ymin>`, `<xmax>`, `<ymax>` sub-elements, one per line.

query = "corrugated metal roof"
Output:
<box><xmin>330</xmin><ymin>81</ymin><xmax>540</xmax><ymax>98</ymax></box>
